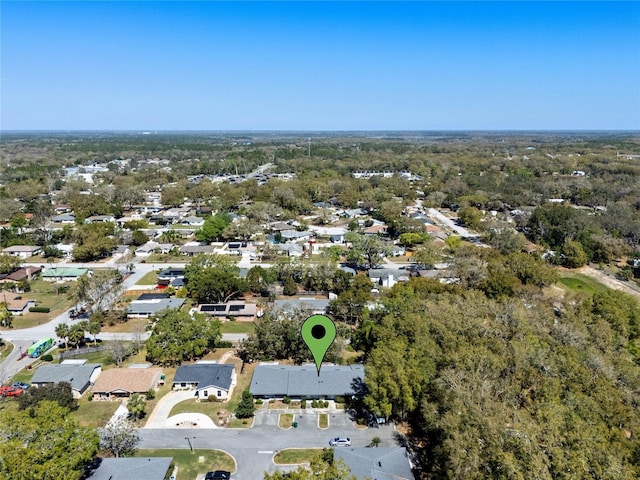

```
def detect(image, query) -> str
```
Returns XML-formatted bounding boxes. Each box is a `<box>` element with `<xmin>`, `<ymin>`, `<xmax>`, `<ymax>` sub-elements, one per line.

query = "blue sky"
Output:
<box><xmin>1</xmin><ymin>1</ymin><xmax>639</xmax><ymax>130</ymax></box>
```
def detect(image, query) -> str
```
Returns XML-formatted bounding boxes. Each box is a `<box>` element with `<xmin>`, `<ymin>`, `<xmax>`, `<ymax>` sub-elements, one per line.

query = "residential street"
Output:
<box><xmin>139</xmin><ymin>410</ymin><xmax>399</xmax><ymax>479</ymax></box>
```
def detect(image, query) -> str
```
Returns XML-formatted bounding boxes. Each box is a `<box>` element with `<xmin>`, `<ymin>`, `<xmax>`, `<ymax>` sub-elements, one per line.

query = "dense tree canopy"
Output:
<box><xmin>146</xmin><ymin>309</ymin><xmax>221</xmax><ymax>366</ymax></box>
<box><xmin>0</xmin><ymin>401</ymin><xmax>99</xmax><ymax>480</ymax></box>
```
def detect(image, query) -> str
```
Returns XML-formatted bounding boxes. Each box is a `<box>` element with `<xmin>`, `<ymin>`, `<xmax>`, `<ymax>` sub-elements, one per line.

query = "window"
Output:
<box><xmin>217</xmin><ymin>390</ymin><xmax>222</xmax><ymax>397</ymax></box>
<box><xmin>204</xmin><ymin>391</ymin><xmax>208</xmax><ymax>397</ymax></box>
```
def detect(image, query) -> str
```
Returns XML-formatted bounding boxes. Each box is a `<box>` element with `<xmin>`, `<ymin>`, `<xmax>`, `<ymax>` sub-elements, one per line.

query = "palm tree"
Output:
<box><xmin>55</xmin><ymin>322</ymin><xmax>70</xmax><ymax>349</ymax></box>
<box><xmin>88</xmin><ymin>320</ymin><xmax>101</xmax><ymax>345</ymax></box>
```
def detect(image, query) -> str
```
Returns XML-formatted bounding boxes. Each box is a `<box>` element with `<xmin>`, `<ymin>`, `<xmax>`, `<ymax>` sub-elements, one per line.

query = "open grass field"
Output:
<box><xmin>557</xmin><ymin>273</ymin><xmax>609</xmax><ymax>295</ymax></box>
<box><xmin>8</xmin><ymin>280</ymin><xmax>74</xmax><ymax>329</ymax></box>
<box><xmin>72</xmin><ymin>398</ymin><xmax>120</xmax><ymax>427</ymax></box>
<box><xmin>273</xmin><ymin>448</ymin><xmax>323</xmax><ymax>465</ymax></box>
<box><xmin>220</xmin><ymin>321</ymin><xmax>255</xmax><ymax>334</ymax></box>
<box><xmin>136</xmin><ymin>271</ymin><xmax>159</xmax><ymax>285</ymax></box>
<box><xmin>136</xmin><ymin>449</ymin><xmax>236</xmax><ymax>480</ymax></box>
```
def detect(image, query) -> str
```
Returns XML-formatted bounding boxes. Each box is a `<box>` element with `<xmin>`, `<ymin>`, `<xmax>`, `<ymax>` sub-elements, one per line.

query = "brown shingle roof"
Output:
<box><xmin>92</xmin><ymin>367</ymin><xmax>163</xmax><ymax>395</ymax></box>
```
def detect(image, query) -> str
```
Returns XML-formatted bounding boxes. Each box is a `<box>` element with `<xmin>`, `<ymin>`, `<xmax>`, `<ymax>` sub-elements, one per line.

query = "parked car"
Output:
<box><xmin>11</xmin><ymin>382</ymin><xmax>30</xmax><ymax>390</ymax></box>
<box><xmin>329</xmin><ymin>437</ymin><xmax>352</xmax><ymax>447</ymax></box>
<box><xmin>0</xmin><ymin>386</ymin><xmax>23</xmax><ymax>397</ymax></box>
<box><xmin>205</xmin><ymin>471</ymin><xmax>231</xmax><ymax>480</ymax></box>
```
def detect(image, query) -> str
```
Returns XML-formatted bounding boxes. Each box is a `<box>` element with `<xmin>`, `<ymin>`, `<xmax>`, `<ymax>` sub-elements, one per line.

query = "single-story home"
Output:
<box><xmin>51</xmin><ymin>213</ymin><xmax>76</xmax><ymax>224</ymax></box>
<box><xmin>196</xmin><ymin>301</ymin><xmax>258</xmax><ymax>321</ymax></box>
<box><xmin>86</xmin><ymin>457</ymin><xmax>174</xmax><ymax>480</ymax></box>
<box><xmin>135</xmin><ymin>242</ymin><xmax>174</xmax><ymax>257</ymax></box>
<box><xmin>181</xmin><ymin>215</ymin><xmax>205</xmax><ymax>227</ymax></box>
<box><xmin>91</xmin><ymin>366</ymin><xmax>164</xmax><ymax>400</ymax></box>
<box><xmin>30</xmin><ymin>361</ymin><xmax>101</xmax><ymax>398</ymax></box>
<box><xmin>333</xmin><ymin>447</ymin><xmax>415</xmax><ymax>480</ymax></box>
<box><xmin>273</xmin><ymin>298</ymin><xmax>330</xmax><ymax>315</ymax></box>
<box><xmin>157</xmin><ymin>268</ymin><xmax>185</xmax><ymax>286</ymax></box>
<box><xmin>2</xmin><ymin>245</ymin><xmax>42</xmax><ymax>259</ymax></box>
<box><xmin>173</xmin><ymin>363</ymin><xmax>237</xmax><ymax>400</ymax></box>
<box><xmin>0</xmin><ymin>266</ymin><xmax>42</xmax><ymax>285</ymax></box>
<box><xmin>126</xmin><ymin>295</ymin><xmax>186</xmax><ymax>318</ymax></box>
<box><xmin>280</xmin><ymin>230</ymin><xmax>313</xmax><ymax>242</ymax></box>
<box><xmin>85</xmin><ymin>215</ymin><xmax>116</xmax><ymax>224</ymax></box>
<box><xmin>178</xmin><ymin>244</ymin><xmax>217</xmax><ymax>256</ymax></box>
<box><xmin>275</xmin><ymin>244</ymin><xmax>304</xmax><ymax>257</ymax></box>
<box><xmin>1</xmin><ymin>291</ymin><xmax>36</xmax><ymax>315</ymax></box>
<box><xmin>42</xmin><ymin>267</ymin><xmax>90</xmax><ymax>282</ymax></box>
<box><xmin>249</xmin><ymin>364</ymin><xmax>365</xmax><ymax>400</ymax></box>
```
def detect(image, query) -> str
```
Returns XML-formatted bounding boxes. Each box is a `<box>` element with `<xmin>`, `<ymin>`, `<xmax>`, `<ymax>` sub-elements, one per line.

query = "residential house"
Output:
<box><xmin>91</xmin><ymin>366</ymin><xmax>164</xmax><ymax>400</ymax></box>
<box><xmin>85</xmin><ymin>215</ymin><xmax>116</xmax><ymax>224</ymax></box>
<box><xmin>42</xmin><ymin>267</ymin><xmax>90</xmax><ymax>282</ymax></box>
<box><xmin>179</xmin><ymin>244</ymin><xmax>217</xmax><ymax>256</ymax></box>
<box><xmin>30</xmin><ymin>361</ymin><xmax>101</xmax><ymax>398</ymax></box>
<box><xmin>333</xmin><ymin>448</ymin><xmax>414</xmax><ymax>480</ymax></box>
<box><xmin>126</xmin><ymin>295</ymin><xmax>185</xmax><ymax>318</ymax></box>
<box><xmin>196</xmin><ymin>301</ymin><xmax>258</xmax><ymax>321</ymax></box>
<box><xmin>273</xmin><ymin>298</ymin><xmax>330</xmax><ymax>315</ymax></box>
<box><xmin>86</xmin><ymin>457</ymin><xmax>174</xmax><ymax>480</ymax></box>
<box><xmin>249</xmin><ymin>364</ymin><xmax>365</xmax><ymax>400</ymax></box>
<box><xmin>135</xmin><ymin>241</ymin><xmax>174</xmax><ymax>257</ymax></box>
<box><xmin>172</xmin><ymin>363</ymin><xmax>237</xmax><ymax>400</ymax></box>
<box><xmin>181</xmin><ymin>215</ymin><xmax>205</xmax><ymax>227</ymax></box>
<box><xmin>0</xmin><ymin>266</ymin><xmax>42</xmax><ymax>285</ymax></box>
<box><xmin>51</xmin><ymin>213</ymin><xmax>76</xmax><ymax>224</ymax></box>
<box><xmin>275</xmin><ymin>244</ymin><xmax>304</xmax><ymax>257</ymax></box>
<box><xmin>2</xmin><ymin>245</ymin><xmax>42</xmax><ymax>259</ymax></box>
<box><xmin>280</xmin><ymin>230</ymin><xmax>313</xmax><ymax>242</ymax></box>
<box><xmin>1</xmin><ymin>291</ymin><xmax>36</xmax><ymax>315</ymax></box>
<box><xmin>157</xmin><ymin>268</ymin><xmax>185</xmax><ymax>286</ymax></box>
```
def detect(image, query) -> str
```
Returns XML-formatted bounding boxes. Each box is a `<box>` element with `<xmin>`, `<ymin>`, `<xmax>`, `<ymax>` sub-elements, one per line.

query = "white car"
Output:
<box><xmin>329</xmin><ymin>437</ymin><xmax>352</xmax><ymax>447</ymax></box>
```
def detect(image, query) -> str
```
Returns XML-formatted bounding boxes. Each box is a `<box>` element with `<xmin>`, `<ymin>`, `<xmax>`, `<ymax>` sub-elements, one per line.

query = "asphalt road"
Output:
<box><xmin>139</xmin><ymin>410</ymin><xmax>399</xmax><ymax>479</ymax></box>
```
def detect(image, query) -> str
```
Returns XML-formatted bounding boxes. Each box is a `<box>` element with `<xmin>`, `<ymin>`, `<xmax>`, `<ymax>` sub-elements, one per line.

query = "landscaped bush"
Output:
<box><xmin>255</xmin><ymin>398</ymin><xmax>263</xmax><ymax>405</ymax></box>
<box><xmin>29</xmin><ymin>306</ymin><xmax>50</xmax><ymax>313</ymax></box>
<box><xmin>145</xmin><ymin>389</ymin><xmax>156</xmax><ymax>400</ymax></box>
<box><xmin>41</xmin><ymin>354</ymin><xmax>54</xmax><ymax>362</ymax></box>
<box><xmin>282</xmin><ymin>396</ymin><xmax>291</xmax><ymax>404</ymax></box>
<box><xmin>217</xmin><ymin>341</ymin><xmax>233</xmax><ymax>348</ymax></box>
<box><xmin>334</xmin><ymin>396</ymin><xmax>346</xmax><ymax>404</ymax></box>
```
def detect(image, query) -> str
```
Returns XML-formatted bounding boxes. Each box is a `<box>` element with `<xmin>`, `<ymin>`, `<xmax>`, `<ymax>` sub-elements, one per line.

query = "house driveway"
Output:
<box><xmin>145</xmin><ymin>390</ymin><xmax>209</xmax><ymax>428</ymax></box>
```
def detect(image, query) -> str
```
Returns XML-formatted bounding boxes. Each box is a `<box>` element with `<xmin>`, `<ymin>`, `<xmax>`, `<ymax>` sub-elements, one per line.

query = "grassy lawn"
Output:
<box><xmin>136</xmin><ymin>449</ymin><xmax>236</xmax><ymax>480</ymax></box>
<box><xmin>136</xmin><ymin>271</ymin><xmax>159</xmax><ymax>285</ymax></box>
<box><xmin>558</xmin><ymin>274</ymin><xmax>608</xmax><ymax>295</ymax></box>
<box><xmin>11</xmin><ymin>369</ymin><xmax>35</xmax><ymax>384</ymax></box>
<box><xmin>220</xmin><ymin>321</ymin><xmax>255</xmax><ymax>334</ymax></box>
<box><xmin>227</xmin><ymin>417</ymin><xmax>253</xmax><ymax>428</ymax></box>
<box><xmin>318</xmin><ymin>413</ymin><xmax>329</xmax><ymax>428</ymax></box>
<box><xmin>101</xmin><ymin>317</ymin><xmax>148</xmax><ymax>333</ymax></box>
<box><xmin>0</xmin><ymin>341</ymin><xmax>14</xmax><ymax>360</ymax></box>
<box><xmin>7</xmin><ymin>280</ymin><xmax>75</xmax><ymax>329</ymax></box>
<box><xmin>279</xmin><ymin>413</ymin><xmax>294</xmax><ymax>428</ymax></box>
<box><xmin>274</xmin><ymin>449</ymin><xmax>323</xmax><ymax>465</ymax></box>
<box><xmin>72</xmin><ymin>398</ymin><xmax>120</xmax><ymax>427</ymax></box>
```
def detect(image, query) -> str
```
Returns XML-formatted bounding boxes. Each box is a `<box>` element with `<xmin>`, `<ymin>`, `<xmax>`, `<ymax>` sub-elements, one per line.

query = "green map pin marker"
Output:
<box><xmin>301</xmin><ymin>314</ymin><xmax>336</xmax><ymax>376</ymax></box>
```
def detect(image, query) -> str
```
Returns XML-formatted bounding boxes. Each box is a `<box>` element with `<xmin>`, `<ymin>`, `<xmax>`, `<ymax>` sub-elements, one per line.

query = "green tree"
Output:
<box><xmin>345</xmin><ymin>232</ymin><xmax>391</xmax><ymax>269</ymax></box>
<box><xmin>235</xmin><ymin>389</ymin><xmax>256</xmax><ymax>419</ymax></box>
<box><xmin>562</xmin><ymin>239</ymin><xmax>588</xmax><ymax>268</ymax></box>
<box><xmin>55</xmin><ymin>322</ymin><xmax>70</xmax><ymax>349</ymax></box>
<box><xmin>0</xmin><ymin>254</ymin><xmax>21</xmax><ymax>275</ymax></box>
<box><xmin>146</xmin><ymin>309</ymin><xmax>221</xmax><ymax>366</ymax></box>
<box><xmin>282</xmin><ymin>276</ymin><xmax>298</xmax><ymax>296</ymax></box>
<box><xmin>196</xmin><ymin>213</ymin><xmax>232</xmax><ymax>242</ymax></box>
<box><xmin>18</xmin><ymin>382</ymin><xmax>78</xmax><ymax>412</ymax></box>
<box><xmin>184</xmin><ymin>255</ymin><xmax>247</xmax><ymax>303</ymax></box>
<box><xmin>0</xmin><ymin>401</ymin><xmax>99</xmax><ymax>480</ymax></box>
<box><xmin>127</xmin><ymin>393</ymin><xmax>146</xmax><ymax>420</ymax></box>
<box><xmin>457</xmin><ymin>206</ymin><xmax>482</xmax><ymax>230</ymax></box>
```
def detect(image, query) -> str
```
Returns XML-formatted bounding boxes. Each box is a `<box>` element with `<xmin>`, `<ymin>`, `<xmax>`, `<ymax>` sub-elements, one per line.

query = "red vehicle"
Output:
<box><xmin>0</xmin><ymin>386</ymin><xmax>23</xmax><ymax>397</ymax></box>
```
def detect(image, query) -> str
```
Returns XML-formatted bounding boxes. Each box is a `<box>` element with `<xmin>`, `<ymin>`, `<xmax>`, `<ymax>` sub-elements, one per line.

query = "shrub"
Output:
<box><xmin>255</xmin><ymin>398</ymin><xmax>263</xmax><ymax>405</ymax></box>
<box><xmin>29</xmin><ymin>306</ymin><xmax>50</xmax><ymax>313</ymax></box>
<box><xmin>334</xmin><ymin>396</ymin><xmax>346</xmax><ymax>404</ymax></box>
<box><xmin>41</xmin><ymin>354</ymin><xmax>54</xmax><ymax>362</ymax></box>
<box><xmin>282</xmin><ymin>396</ymin><xmax>291</xmax><ymax>404</ymax></box>
<box><xmin>217</xmin><ymin>340</ymin><xmax>233</xmax><ymax>348</ymax></box>
<box><xmin>145</xmin><ymin>389</ymin><xmax>156</xmax><ymax>400</ymax></box>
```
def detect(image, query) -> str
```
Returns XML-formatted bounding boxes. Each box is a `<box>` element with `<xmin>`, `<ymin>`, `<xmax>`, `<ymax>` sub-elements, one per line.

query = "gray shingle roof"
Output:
<box><xmin>273</xmin><ymin>299</ymin><xmax>330</xmax><ymax>314</ymax></box>
<box><xmin>173</xmin><ymin>364</ymin><xmax>235</xmax><ymax>391</ymax></box>
<box><xmin>87</xmin><ymin>457</ymin><xmax>173</xmax><ymax>480</ymax></box>
<box><xmin>126</xmin><ymin>297</ymin><xmax>185</xmax><ymax>316</ymax></box>
<box><xmin>250</xmin><ymin>364</ymin><xmax>365</xmax><ymax>397</ymax></box>
<box><xmin>334</xmin><ymin>447</ymin><xmax>414</xmax><ymax>480</ymax></box>
<box><xmin>30</xmin><ymin>363</ymin><xmax>100</xmax><ymax>393</ymax></box>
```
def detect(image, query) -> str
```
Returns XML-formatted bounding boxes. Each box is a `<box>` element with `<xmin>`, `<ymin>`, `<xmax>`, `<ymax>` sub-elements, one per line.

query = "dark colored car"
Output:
<box><xmin>11</xmin><ymin>382</ymin><xmax>30</xmax><ymax>390</ymax></box>
<box><xmin>205</xmin><ymin>471</ymin><xmax>231</xmax><ymax>480</ymax></box>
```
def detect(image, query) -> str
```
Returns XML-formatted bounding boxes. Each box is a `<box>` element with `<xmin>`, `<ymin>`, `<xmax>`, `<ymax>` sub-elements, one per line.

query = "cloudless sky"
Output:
<box><xmin>1</xmin><ymin>1</ymin><xmax>639</xmax><ymax>130</ymax></box>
